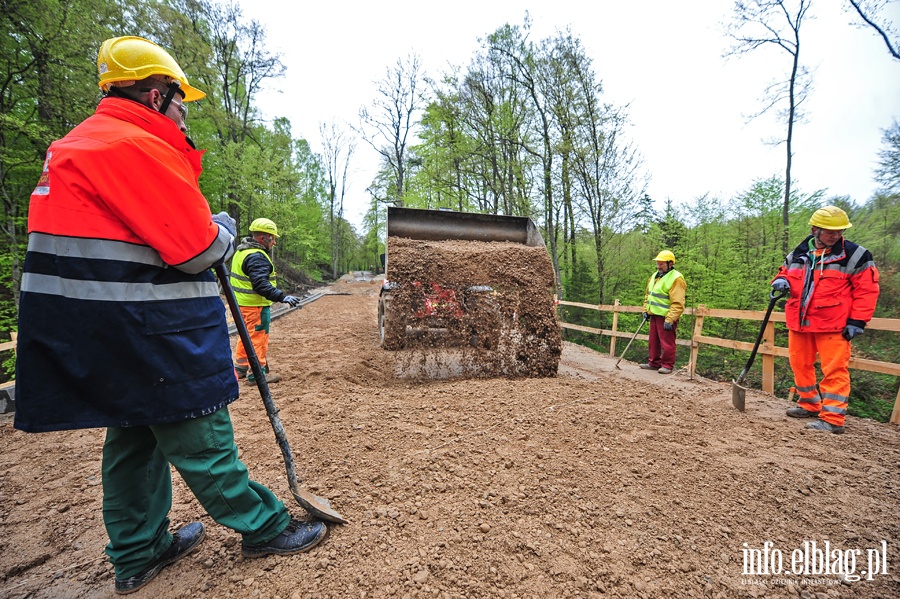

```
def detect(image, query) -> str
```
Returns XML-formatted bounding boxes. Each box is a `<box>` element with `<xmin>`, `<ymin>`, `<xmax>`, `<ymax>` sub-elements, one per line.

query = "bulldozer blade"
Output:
<box><xmin>732</xmin><ymin>379</ymin><xmax>747</xmax><ymax>412</ymax></box>
<box><xmin>387</xmin><ymin>206</ymin><xmax>546</xmax><ymax>246</ymax></box>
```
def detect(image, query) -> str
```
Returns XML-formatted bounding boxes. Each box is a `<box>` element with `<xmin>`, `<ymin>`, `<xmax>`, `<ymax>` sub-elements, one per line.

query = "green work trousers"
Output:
<box><xmin>101</xmin><ymin>407</ymin><xmax>290</xmax><ymax>578</ymax></box>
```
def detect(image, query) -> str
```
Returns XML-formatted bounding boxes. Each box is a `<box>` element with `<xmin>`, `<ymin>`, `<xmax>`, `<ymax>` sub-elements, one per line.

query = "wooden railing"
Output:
<box><xmin>558</xmin><ymin>300</ymin><xmax>900</xmax><ymax>425</ymax></box>
<box><xmin>0</xmin><ymin>331</ymin><xmax>16</xmax><ymax>354</ymax></box>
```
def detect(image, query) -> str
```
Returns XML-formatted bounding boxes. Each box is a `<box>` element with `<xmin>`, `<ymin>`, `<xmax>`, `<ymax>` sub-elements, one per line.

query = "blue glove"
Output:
<box><xmin>770</xmin><ymin>278</ymin><xmax>790</xmax><ymax>298</ymax></box>
<box><xmin>663</xmin><ymin>321</ymin><xmax>673</xmax><ymax>331</ymax></box>
<box><xmin>842</xmin><ymin>325</ymin><xmax>863</xmax><ymax>341</ymax></box>
<box><xmin>283</xmin><ymin>295</ymin><xmax>302</xmax><ymax>308</ymax></box>
<box><xmin>212</xmin><ymin>211</ymin><xmax>236</xmax><ymax>237</ymax></box>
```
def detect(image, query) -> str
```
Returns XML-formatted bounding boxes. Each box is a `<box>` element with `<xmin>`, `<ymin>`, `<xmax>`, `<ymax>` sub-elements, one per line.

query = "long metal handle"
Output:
<box><xmin>736</xmin><ymin>289</ymin><xmax>788</xmax><ymax>385</ymax></box>
<box><xmin>215</xmin><ymin>265</ymin><xmax>302</xmax><ymax>490</ymax></box>
<box><xmin>215</xmin><ymin>264</ymin><xmax>347</xmax><ymax>524</ymax></box>
<box><xmin>615</xmin><ymin>317</ymin><xmax>647</xmax><ymax>367</ymax></box>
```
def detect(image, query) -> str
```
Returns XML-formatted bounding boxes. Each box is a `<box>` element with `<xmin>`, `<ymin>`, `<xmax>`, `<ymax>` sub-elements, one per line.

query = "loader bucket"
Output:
<box><xmin>386</xmin><ymin>207</ymin><xmax>546</xmax><ymax>249</ymax></box>
<box><xmin>379</xmin><ymin>207</ymin><xmax>561</xmax><ymax>379</ymax></box>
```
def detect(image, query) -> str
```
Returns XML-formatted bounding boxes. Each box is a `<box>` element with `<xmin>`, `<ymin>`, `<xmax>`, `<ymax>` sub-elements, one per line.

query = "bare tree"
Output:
<box><xmin>726</xmin><ymin>0</ymin><xmax>812</xmax><ymax>255</ymax></box>
<box><xmin>320</xmin><ymin>121</ymin><xmax>356</xmax><ymax>279</ymax></box>
<box><xmin>358</xmin><ymin>54</ymin><xmax>424</xmax><ymax>205</ymax></box>
<box><xmin>487</xmin><ymin>20</ymin><xmax>565</xmax><ymax>287</ymax></box>
<box><xmin>874</xmin><ymin>119</ymin><xmax>900</xmax><ymax>194</ymax></box>
<box><xmin>847</xmin><ymin>0</ymin><xmax>900</xmax><ymax>60</ymax></box>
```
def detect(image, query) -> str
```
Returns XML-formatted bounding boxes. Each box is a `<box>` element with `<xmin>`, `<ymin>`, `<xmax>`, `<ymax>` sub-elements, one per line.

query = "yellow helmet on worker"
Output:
<box><xmin>808</xmin><ymin>205</ymin><xmax>852</xmax><ymax>230</ymax></box>
<box><xmin>97</xmin><ymin>36</ymin><xmax>206</xmax><ymax>102</ymax></box>
<box><xmin>654</xmin><ymin>250</ymin><xmax>676</xmax><ymax>263</ymax></box>
<box><xmin>249</xmin><ymin>218</ymin><xmax>279</xmax><ymax>237</ymax></box>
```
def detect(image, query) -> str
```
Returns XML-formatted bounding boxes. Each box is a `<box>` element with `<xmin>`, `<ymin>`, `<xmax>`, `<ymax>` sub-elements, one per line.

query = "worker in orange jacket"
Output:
<box><xmin>230</xmin><ymin>218</ymin><xmax>303</xmax><ymax>384</ymax></box>
<box><xmin>771</xmin><ymin>206</ymin><xmax>880</xmax><ymax>434</ymax></box>
<box><xmin>15</xmin><ymin>36</ymin><xmax>326</xmax><ymax>594</ymax></box>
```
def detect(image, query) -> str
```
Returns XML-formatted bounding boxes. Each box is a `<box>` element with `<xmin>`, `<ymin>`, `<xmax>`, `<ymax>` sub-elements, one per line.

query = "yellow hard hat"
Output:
<box><xmin>808</xmin><ymin>205</ymin><xmax>852</xmax><ymax>230</ymax></box>
<box><xmin>249</xmin><ymin>218</ymin><xmax>279</xmax><ymax>237</ymax></box>
<box><xmin>97</xmin><ymin>36</ymin><xmax>206</xmax><ymax>102</ymax></box>
<box><xmin>654</xmin><ymin>250</ymin><xmax>676</xmax><ymax>263</ymax></box>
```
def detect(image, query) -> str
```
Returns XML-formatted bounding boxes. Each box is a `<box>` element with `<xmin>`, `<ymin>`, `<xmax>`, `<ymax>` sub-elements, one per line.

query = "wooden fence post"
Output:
<box><xmin>689</xmin><ymin>305</ymin><xmax>705</xmax><ymax>380</ymax></box>
<box><xmin>891</xmin><ymin>388</ymin><xmax>900</xmax><ymax>425</ymax></box>
<box><xmin>762</xmin><ymin>320</ymin><xmax>775</xmax><ymax>394</ymax></box>
<box><xmin>609</xmin><ymin>299</ymin><xmax>620</xmax><ymax>357</ymax></box>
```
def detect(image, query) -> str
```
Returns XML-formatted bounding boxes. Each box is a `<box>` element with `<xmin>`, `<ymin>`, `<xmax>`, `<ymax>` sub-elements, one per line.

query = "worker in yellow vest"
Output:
<box><xmin>230</xmin><ymin>218</ymin><xmax>302</xmax><ymax>383</ymax></box>
<box><xmin>640</xmin><ymin>250</ymin><xmax>686</xmax><ymax>374</ymax></box>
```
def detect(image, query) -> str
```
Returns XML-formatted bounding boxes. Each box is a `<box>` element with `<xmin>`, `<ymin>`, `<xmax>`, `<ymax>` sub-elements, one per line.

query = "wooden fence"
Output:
<box><xmin>557</xmin><ymin>300</ymin><xmax>900</xmax><ymax>425</ymax></box>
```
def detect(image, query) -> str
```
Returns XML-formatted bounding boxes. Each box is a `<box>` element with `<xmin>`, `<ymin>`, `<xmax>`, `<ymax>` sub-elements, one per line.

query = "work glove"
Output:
<box><xmin>254</xmin><ymin>306</ymin><xmax>271</xmax><ymax>333</ymax></box>
<box><xmin>663</xmin><ymin>321</ymin><xmax>674</xmax><ymax>331</ymax></box>
<box><xmin>841</xmin><ymin>324</ymin><xmax>864</xmax><ymax>341</ymax></box>
<box><xmin>642</xmin><ymin>312</ymin><xmax>650</xmax><ymax>321</ymax></box>
<box><xmin>212</xmin><ymin>211</ymin><xmax>236</xmax><ymax>238</ymax></box>
<box><xmin>770</xmin><ymin>278</ymin><xmax>790</xmax><ymax>298</ymax></box>
<box><xmin>283</xmin><ymin>295</ymin><xmax>302</xmax><ymax>308</ymax></box>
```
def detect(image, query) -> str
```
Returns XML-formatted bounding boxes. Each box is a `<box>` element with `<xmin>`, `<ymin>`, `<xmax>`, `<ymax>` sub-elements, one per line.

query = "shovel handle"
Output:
<box><xmin>214</xmin><ymin>265</ymin><xmax>302</xmax><ymax>487</ymax></box>
<box><xmin>737</xmin><ymin>289</ymin><xmax>788</xmax><ymax>384</ymax></box>
<box><xmin>615</xmin><ymin>316</ymin><xmax>647</xmax><ymax>368</ymax></box>
<box><xmin>215</xmin><ymin>264</ymin><xmax>347</xmax><ymax>524</ymax></box>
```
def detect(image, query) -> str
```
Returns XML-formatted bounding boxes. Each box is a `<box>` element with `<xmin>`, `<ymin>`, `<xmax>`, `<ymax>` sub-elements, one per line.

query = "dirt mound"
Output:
<box><xmin>383</xmin><ymin>238</ymin><xmax>561</xmax><ymax>378</ymax></box>
<box><xmin>1</xmin><ymin>276</ymin><xmax>898</xmax><ymax>599</ymax></box>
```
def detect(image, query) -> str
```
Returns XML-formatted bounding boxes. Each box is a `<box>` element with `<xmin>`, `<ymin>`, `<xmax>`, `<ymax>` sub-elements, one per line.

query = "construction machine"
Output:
<box><xmin>378</xmin><ymin>207</ymin><xmax>561</xmax><ymax>378</ymax></box>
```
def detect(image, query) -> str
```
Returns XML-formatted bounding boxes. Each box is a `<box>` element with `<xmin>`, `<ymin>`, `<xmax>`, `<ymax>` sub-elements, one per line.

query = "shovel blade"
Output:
<box><xmin>292</xmin><ymin>488</ymin><xmax>348</xmax><ymax>524</ymax></box>
<box><xmin>731</xmin><ymin>379</ymin><xmax>747</xmax><ymax>412</ymax></box>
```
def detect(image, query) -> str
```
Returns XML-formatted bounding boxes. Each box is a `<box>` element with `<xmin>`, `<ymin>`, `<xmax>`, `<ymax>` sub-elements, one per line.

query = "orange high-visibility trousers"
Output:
<box><xmin>233</xmin><ymin>305</ymin><xmax>269</xmax><ymax>374</ymax></box>
<box><xmin>788</xmin><ymin>330</ymin><xmax>851</xmax><ymax>427</ymax></box>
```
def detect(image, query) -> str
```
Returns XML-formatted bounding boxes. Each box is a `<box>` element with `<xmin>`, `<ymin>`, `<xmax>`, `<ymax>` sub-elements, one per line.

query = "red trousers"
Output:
<box><xmin>647</xmin><ymin>314</ymin><xmax>678</xmax><ymax>369</ymax></box>
<box><xmin>233</xmin><ymin>306</ymin><xmax>269</xmax><ymax>372</ymax></box>
<box><xmin>788</xmin><ymin>330</ymin><xmax>851</xmax><ymax>426</ymax></box>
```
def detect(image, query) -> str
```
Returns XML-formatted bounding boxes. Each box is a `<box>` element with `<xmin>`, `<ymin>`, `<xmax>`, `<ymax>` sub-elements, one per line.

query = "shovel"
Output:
<box><xmin>615</xmin><ymin>314</ymin><xmax>648</xmax><ymax>370</ymax></box>
<box><xmin>732</xmin><ymin>289</ymin><xmax>788</xmax><ymax>412</ymax></box>
<box><xmin>215</xmin><ymin>264</ymin><xmax>347</xmax><ymax>524</ymax></box>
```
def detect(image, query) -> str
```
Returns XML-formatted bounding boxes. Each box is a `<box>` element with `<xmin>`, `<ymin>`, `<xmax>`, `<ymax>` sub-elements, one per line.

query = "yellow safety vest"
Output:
<box><xmin>645</xmin><ymin>269</ymin><xmax>683</xmax><ymax>317</ymax></box>
<box><xmin>230</xmin><ymin>247</ymin><xmax>276</xmax><ymax>307</ymax></box>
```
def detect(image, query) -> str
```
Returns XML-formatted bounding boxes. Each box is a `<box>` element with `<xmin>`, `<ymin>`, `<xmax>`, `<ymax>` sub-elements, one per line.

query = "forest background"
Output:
<box><xmin>2</xmin><ymin>0</ymin><xmax>898</xmax><ymax>420</ymax></box>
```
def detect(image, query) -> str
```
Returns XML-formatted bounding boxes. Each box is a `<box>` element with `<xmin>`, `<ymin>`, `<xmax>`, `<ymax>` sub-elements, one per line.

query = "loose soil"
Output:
<box><xmin>383</xmin><ymin>238</ymin><xmax>561</xmax><ymax>378</ymax></box>
<box><xmin>1</xmin><ymin>273</ymin><xmax>898</xmax><ymax>599</ymax></box>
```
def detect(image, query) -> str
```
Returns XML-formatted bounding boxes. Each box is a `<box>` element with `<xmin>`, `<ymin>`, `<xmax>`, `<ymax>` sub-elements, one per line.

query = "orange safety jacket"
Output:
<box><xmin>15</xmin><ymin>97</ymin><xmax>238</xmax><ymax>432</ymax></box>
<box><xmin>775</xmin><ymin>235</ymin><xmax>880</xmax><ymax>333</ymax></box>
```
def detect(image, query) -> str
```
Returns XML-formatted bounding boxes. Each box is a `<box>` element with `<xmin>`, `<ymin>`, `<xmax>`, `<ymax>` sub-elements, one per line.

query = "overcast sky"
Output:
<box><xmin>234</xmin><ymin>1</ymin><xmax>900</xmax><ymax>229</ymax></box>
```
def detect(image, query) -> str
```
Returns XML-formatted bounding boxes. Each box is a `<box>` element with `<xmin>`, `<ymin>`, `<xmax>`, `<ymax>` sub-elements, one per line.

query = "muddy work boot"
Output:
<box><xmin>247</xmin><ymin>364</ymin><xmax>281</xmax><ymax>384</ymax></box>
<box><xmin>657</xmin><ymin>367</ymin><xmax>673</xmax><ymax>374</ymax></box>
<box><xmin>242</xmin><ymin>519</ymin><xmax>327</xmax><ymax>558</ymax></box>
<box><xmin>234</xmin><ymin>365</ymin><xmax>249</xmax><ymax>380</ymax></box>
<box><xmin>639</xmin><ymin>364</ymin><xmax>656</xmax><ymax>370</ymax></box>
<box><xmin>805</xmin><ymin>420</ymin><xmax>845</xmax><ymax>434</ymax></box>
<box><xmin>115</xmin><ymin>522</ymin><xmax>206</xmax><ymax>594</ymax></box>
<box><xmin>786</xmin><ymin>407</ymin><xmax>820</xmax><ymax>418</ymax></box>
<box><xmin>247</xmin><ymin>371</ymin><xmax>281</xmax><ymax>384</ymax></box>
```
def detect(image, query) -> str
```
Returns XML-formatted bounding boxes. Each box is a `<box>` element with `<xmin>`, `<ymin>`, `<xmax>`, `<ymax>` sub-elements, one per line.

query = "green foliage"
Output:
<box><xmin>0</xmin><ymin>0</ymin><xmax>351</xmax><ymax>382</ymax></box>
<box><xmin>554</xmin><ymin>176</ymin><xmax>900</xmax><ymax>423</ymax></box>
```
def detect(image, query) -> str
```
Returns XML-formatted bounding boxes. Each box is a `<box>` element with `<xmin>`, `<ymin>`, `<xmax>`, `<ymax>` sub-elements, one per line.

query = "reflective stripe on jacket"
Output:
<box><xmin>644</xmin><ymin>269</ymin><xmax>686</xmax><ymax>321</ymax></box>
<box><xmin>14</xmin><ymin>97</ymin><xmax>239</xmax><ymax>433</ymax></box>
<box><xmin>775</xmin><ymin>235</ymin><xmax>880</xmax><ymax>332</ymax></box>
<box><xmin>230</xmin><ymin>244</ymin><xmax>278</xmax><ymax>307</ymax></box>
